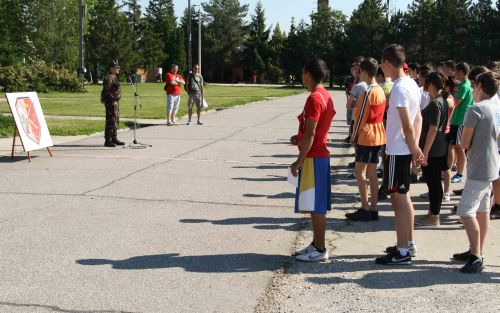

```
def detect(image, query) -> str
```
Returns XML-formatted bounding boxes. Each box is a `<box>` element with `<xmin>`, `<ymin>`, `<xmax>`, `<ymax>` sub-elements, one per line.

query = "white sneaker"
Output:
<box><xmin>443</xmin><ymin>192</ymin><xmax>451</xmax><ymax>202</ymax></box>
<box><xmin>295</xmin><ymin>248</ymin><xmax>329</xmax><ymax>262</ymax></box>
<box><xmin>166</xmin><ymin>121</ymin><xmax>173</xmax><ymax>126</ymax></box>
<box><xmin>295</xmin><ymin>243</ymin><xmax>316</xmax><ymax>256</ymax></box>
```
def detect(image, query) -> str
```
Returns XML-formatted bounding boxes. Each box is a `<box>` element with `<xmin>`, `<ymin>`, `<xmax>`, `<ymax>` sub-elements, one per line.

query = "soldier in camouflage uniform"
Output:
<box><xmin>101</xmin><ymin>60</ymin><xmax>125</xmax><ymax>147</ymax></box>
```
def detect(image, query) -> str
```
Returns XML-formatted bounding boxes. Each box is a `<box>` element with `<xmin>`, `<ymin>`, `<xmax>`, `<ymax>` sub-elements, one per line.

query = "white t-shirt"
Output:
<box><xmin>419</xmin><ymin>87</ymin><xmax>430</xmax><ymax>110</ymax></box>
<box><xmin>386</xmin><ymin>76</ymin><xmax>421</xmax><ymax>155</ymax></box>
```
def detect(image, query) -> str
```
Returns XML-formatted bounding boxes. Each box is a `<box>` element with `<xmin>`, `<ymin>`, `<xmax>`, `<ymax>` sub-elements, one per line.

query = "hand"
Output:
<box><xmin>290</xmin><ymin>135</ymin><xmax>298</xmax><ymax>145</ymax></box>
<box><xmin>420</xmin><ymin>153</ymin><xmax>429</xmax><ymax>166</ymax></box>
<box><xmin>411</xmin><ymin>147</ymin><xmax>425</xmax><ymax>166</ymax></box>
<box><xmin>290</xmin><ymin>159</ymin><xmax>302</xmax><ymax>177</ymax></box>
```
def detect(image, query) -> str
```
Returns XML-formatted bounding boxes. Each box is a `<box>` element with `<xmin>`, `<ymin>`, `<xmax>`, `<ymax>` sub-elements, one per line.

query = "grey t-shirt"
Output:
<box><xmin>351</xmin><ymin>82</ymin><xmax>368</xmax><ymax>121</ymax></box>
<box><xmin>188</xmin><ymin>74</ymin><xmax>203</xmax><ymax>95</ymax></box>
<box><xmin>463</xmin><ymin>98</ymin><xmax>500</xmax><ymax>181</ymax></box>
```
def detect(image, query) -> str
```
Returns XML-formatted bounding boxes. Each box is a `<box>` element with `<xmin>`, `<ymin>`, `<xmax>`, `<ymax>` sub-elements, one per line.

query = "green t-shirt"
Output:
<box><xmin>450</xmin><ymin>79</ymin><xmax>473</xmax><ymax>125</ymax></box>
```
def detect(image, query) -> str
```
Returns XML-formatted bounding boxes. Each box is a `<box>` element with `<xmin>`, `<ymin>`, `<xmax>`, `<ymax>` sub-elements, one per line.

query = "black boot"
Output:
<box><xmin>104</xmin><ymin>140</ymin><xmax>116</xmax><ymax>147</ymax></box>
<box><xmin>112</xmin><ymin>138</ymin><xmax>125</xmax><ymax>145</ymax></box>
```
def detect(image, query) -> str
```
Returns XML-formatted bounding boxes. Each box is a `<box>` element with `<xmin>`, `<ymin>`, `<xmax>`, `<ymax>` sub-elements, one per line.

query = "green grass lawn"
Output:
<box><xmin>0</xmin><ymin>115</ymin><xmax>133</xmax><ymax>138</ymax></box>
<box><xmin>0</xmin><ymin>83</ymin><xmax>304</xmax><ymax>119</ymax></box>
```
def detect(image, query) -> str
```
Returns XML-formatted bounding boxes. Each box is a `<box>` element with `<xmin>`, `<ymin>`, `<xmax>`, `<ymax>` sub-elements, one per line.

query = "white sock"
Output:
<box><xmin>398</xmin><ymin>247</ymin><xmax>410</xmax><ymax>256</ymax></box>
<box><xmin>408</xmin><ymin>241</ymin><xmax>414</xmax><ymax>246</ymax></box>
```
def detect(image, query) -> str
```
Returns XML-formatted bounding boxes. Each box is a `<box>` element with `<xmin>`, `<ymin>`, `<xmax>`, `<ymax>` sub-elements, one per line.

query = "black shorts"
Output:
<box><xmin>449</xmin><ymin>125</ymin><xmax>463</xmax><ymax>145</ymax></box>
<box><xmin>383</xmin><ymin>154</ymin><xmax>412</xmax><ymax>194</ymax></box>
<box><xmin>355</xmin><ymin>145</ymin><xmax>382</xmax><ymax>164</ymax></box>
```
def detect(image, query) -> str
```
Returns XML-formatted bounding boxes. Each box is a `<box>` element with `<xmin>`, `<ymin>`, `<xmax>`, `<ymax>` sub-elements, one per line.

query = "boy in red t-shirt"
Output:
<box><xmin>165</xmin><ymin>64</ymin><xmax>185</xmax><ymax>126</ymax></box>
<box><xmin>290</xmin><ymin>58</ymin><xmax>336</xmax><ymax>262</ymax></box>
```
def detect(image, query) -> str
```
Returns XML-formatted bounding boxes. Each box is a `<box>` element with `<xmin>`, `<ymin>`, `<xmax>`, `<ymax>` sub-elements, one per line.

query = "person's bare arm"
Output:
<box><xmin>291</xmin><ymin>118</ymin><xmax>317</xmax><ymax>176</ymax></box>
<box><xmin>346</xmin><ymin>95</ymin><xmax>355</xmax><ymax>109</ymax></box>
<box><xmin>398</xmin><ymin>107</ymin><xmax>424</xmax><ymax>163</ymax></box>
<box><xmin>413</xmin><ymin>110</ymin><xmax>422</xmax><ymax>146</ymax></box>
<box><xmin>421</xmin><ymin>125</ymin><xmax>438</xmax><ymax>165</ymax></box>
<box><xmin>461</xmin><ymin>127</ymin><xmax>474</xmax><ymax>150</ymax></box>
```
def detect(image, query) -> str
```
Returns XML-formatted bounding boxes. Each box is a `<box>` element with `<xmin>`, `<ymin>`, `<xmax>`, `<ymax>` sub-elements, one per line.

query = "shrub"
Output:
<box><xmin>0</xmin><ymin>61</ymin><xmax>85</xmax><ymax>93</ymax></box>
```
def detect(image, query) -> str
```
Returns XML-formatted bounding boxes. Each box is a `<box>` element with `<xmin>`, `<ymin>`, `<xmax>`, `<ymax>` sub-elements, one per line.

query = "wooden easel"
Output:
<box><xmin>11</xmin><ymin>127</ymin><xmax>53</xmax><ymax>163</ymax></box>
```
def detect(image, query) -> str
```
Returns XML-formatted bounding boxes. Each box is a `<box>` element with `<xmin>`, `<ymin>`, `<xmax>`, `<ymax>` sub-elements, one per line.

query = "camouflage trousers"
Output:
<box><xmin>104</xmin><ymin>100</ymin><xmax>120</xmax><ymax>141</ymax></box>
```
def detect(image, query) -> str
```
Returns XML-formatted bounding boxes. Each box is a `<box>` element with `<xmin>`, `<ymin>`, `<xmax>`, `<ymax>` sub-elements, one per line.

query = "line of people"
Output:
<box><xmin>290</xmin><ymin>44</ymin><xmax>500</xmax><ymax>274</ymax></box>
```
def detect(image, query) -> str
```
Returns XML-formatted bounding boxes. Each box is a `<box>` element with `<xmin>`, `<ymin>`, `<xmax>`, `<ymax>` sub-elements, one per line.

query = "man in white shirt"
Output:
<box><xmin>376</xmin><ymin>44</ymin><xmax>424</xmax><ymax>265</ymax></box>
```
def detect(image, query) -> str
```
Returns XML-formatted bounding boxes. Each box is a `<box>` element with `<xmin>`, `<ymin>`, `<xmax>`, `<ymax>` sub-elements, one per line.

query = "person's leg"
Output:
<box><xmin>427</xmin><ymin>158</ymin><xmax>443</xmax><ymax>215</ymax></box>
<box><xmin>187</xmin><ymin>95</ymin><xmax>194</xmax><ymax>122</ymax></box>
<box><xmin>462</xmin><ymin>216</ymin><xmax>480</xmax><ymax>257</ymax></box>
<box><xmin>455</xmin><ymin>144</ymin><xmax>466</xmax><ymax>176</ymax></box>
<box><xmin>311</xmin><ymin>213</ymin><xmax>326</xmax><ymax>250</ymax></box>
<box><xmin>355</xmin><ymin>162</ymin><xmax>369</xmax><ymax>209</ymax></box>
<box><xmin>443</xmin><ymin>169</ymin><xmax>451</xmax><ymax>194</ymax></box>
<box><xmin>367</xmin><ymin>163</ymin><xmax>379</xmax><ymax>211</ymax></box>
<box><xmin>477</xmin><ymin>212</ymin><xmax>489</xmax><ymax>255</ymax></box>
<box><xmin>392</xmin><ymin>193</ymin><xmax>411</xmax><ymax>250</ymax></box>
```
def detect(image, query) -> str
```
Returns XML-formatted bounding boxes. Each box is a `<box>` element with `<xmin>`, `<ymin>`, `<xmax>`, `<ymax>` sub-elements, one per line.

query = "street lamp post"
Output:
<box><xmin>78</xmin><ymin>0</ymin><xmax>86</xmax><ymax>82</ymax></box>
<box><xmin>192</xmin><ymin>4</ymin><xmax>202</xmax><ymax>74</ymax></box>
<box><xmin>188</xmin><ymin>0</ymin><xmax>192</xmax><ymax>73</ymax></box>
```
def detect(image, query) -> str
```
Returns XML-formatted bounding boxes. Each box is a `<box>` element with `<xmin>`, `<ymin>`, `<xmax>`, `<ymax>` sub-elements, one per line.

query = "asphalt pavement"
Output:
<box><xmin>0</xmin><ymin>90</ymin><xmax>498</xmax><ymax>313</ymax></box>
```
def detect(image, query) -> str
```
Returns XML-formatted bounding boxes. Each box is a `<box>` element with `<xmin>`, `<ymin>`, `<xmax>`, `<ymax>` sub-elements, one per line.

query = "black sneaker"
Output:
<box><xmin>376</xmin><ymin>168</ymin><xmax>383</xmax><ymax>178</ymax></box>
<box><xmin>345</xmin><ymin>208</ymin><xmax>371</xmax><ymax>221</ymax></box>
<box><xmin>453</xmin><ymin>189</ymin><xmax>463</xmax><ymax>196</ymax></box>
<box><xmin>418</xmin><ymin>175</ymin><xmax>426</xmax><ymax>183</ymax></box>
<box><xmin>112</xmin><ymin>138</ymin><xmax>125</xmax><ymax>145</ymax></box>
<box><xmin>453</xmin><ymin>250</ymin><xmax>471</xmax><ymax>262</ymax></box>
<box><xmin>348</xmin><ymin>161</ymin><xmax>355</xmax><ymax>168</ymax></box>
<box><xmin>104</xmin><ymin>140</ymin><xmax>116</xmax><ymax>147</ymax></box>
<box><xmin>410</xmin><ymin>173</ymin><xmax>418</xmax><ymax>183</ymax></box>
<box><xmin>490</xmin><ymin>205</ymin><xmax>500</xmax><ymax>220</ymax></box>
<box><xmin>375</xmin><ymin>250</ymin><xmax>411</xmax><ymax>265</ymax></box>
<box><xmin>371</xmin><ymin>211</ymin><xmax>379</xmax><ymax>221</ymax></box>
<box><xmin>343</xmin><ymin>136</ymin><xmax>351</xmax><ymax>143</ymax></box>
<box><xmin>460</xmin><ymin>256</ymin><xmax>484</xmax><ymax>273</ymax></box>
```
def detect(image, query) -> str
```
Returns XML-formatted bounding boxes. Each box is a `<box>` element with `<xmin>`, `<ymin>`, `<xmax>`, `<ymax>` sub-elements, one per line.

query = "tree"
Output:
<box><xmin>345</xmin><ymin>0</ymin><xmax>387</xmax><ymax>58</ymax></box>
<box><xmin>267</xmin><ymin>24</ymin><xmax>286</xmax><ymax>83</ymax></box>
<box><xmin>309</xmin><ymin>7</ymin><xmax>347</xmax><ymax>87</ymax></box>
<box><xmin>244</xmin><ymin>1</ymin><xmax>270</xmax><ymax>81</ymax></box>
<box><xmin>404</xmin><ymin>0</ymin><xmax>438</xmax><ymax>62</ymax></box>
<box><xmin>86</xmin><ymin>0</ymin><xmax>135</xmax><ymax>80</ymax></box>
<box><xmin>142</xmin><ymin>0</ymin><xmax>177</xmax><ymax>72</ymax></box>
<box><xmin>434</xmin><ymin>0</ymin><xmax>473</xmax><ymax>61</ymax></box>
<box><xmin>202</xmin><ymin>0</ymin><xmax>248</xmax><ymax>82</ymax></box>
<box><xmin>123</xmin><ymin>0</ymin><xmax>143</xmax><ymax>69</ymax></box>
<box><xmin>470</xmin><ymin>0</ymin><xmax>499</xmax><ymax>63</ymax></box>
<box><xmin>282</xmin><ymin>19</ymin><xmax>310</xmax><ymax>85</ymax></box>
<box><xmin>0</xmin><ymin>0</ymin><xmax>35</xmax><ymax>66</ymax></box>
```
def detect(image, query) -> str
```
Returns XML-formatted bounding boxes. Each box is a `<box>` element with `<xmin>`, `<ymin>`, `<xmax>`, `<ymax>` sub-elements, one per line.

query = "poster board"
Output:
<box><xmin>5</xmin><ymin>92</ymin><xmax>53</xmax><ymax>152</ymax></box>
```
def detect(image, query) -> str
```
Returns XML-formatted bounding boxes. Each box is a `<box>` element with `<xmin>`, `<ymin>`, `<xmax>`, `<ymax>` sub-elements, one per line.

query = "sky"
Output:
<box><xmin>136</xmin><ymin>0</ymin><xmax>416</xmax><ymax>33</ymax></box>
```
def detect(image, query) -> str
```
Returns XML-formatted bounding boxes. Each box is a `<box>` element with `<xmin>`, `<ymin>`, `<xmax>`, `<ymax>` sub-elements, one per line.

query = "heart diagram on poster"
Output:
<box><xmin>15</xmin><ymin>97</ymin><xmax>42</xmax><ymax>144</ymax></box>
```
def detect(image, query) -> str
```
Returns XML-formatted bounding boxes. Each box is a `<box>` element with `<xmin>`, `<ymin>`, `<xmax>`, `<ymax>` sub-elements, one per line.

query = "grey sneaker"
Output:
<box><xmin>166</xmin><ymin>121</ymin><xmax>173</xmax><ymax>126</ymax></box>
<box><xmin>187</xmin><ymin>120</ymin><xmax>191</xmax><ymax>125</ymax></box>
<box><xmin>197</xmin><ymin>121</ymin><xmax>203</xmax><ymax>125</ymax></box>
<box><xmin>295</xmin><ymin>247</ymin><xmax>329</xmax><ymax>262</ymax></box>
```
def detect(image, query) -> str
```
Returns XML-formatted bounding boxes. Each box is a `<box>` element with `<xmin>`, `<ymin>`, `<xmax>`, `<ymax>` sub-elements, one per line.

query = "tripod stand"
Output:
<box><xmin>125</xmin><ymin>73</ymin><xmax>152</xmax><ymax>148</ymax></box>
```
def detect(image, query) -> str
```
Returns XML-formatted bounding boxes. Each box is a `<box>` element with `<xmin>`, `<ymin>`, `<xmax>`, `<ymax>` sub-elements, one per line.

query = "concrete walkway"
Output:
<box><xmin>0</xmin><ymin>90</ymin><xmax>498</xmax><ymax>313</ymax></box>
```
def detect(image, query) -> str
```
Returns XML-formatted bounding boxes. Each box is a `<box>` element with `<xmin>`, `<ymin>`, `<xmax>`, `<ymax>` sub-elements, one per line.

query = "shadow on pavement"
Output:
<box><xmin>180</xmin><ymin>217</ymin><xmax>304</xmax><ymax>232</ymax></box>
<box><xmin>232</xmin><ymin>175</ymin><xmax>286</xmax><ymax>182</ymax></box>
<box><xmin>0</xmin><ymin>155</ymin><xmax>32</xmax><ymax>163</ymax></box>
<box><xmin>243</xmin><ymin>192</ymin><xmax>295</xmax><ymax>199</ymax></box>
<box><xmin>76</xmin><ymin>253</ymin><xmax>290</xmax><ymax>272</ymax></box>
<box><xmin>304</xmin><ymin>256</ymin><xmax>500</xmax><ymax>289</ymax></box>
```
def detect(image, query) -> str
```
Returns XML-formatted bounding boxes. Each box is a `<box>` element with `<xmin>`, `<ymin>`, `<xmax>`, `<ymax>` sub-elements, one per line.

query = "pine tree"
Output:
<box><xmin>245</xmin><ymin>1</ymin><xmax>270</xmax><ymax>81</ymax></box>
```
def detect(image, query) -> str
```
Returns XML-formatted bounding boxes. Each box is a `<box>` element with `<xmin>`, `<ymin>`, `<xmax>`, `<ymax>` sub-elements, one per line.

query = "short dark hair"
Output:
<box><xmin>476</xmin><ymin>72</ymin><xmax>499</xmax><ymax>97</ymax></box>
<box><xmin>171</xmin><ymin>64</ymin><xmax>178</xmax><ymax>68</ymax></box>
<box><xmin>360</xmin><ymin>57</ymin><xmax>378</xmax><ymax>77</ymax></box>
<box><xmin>376</xmin><ymin>67</ymin><xmax>385</xmax><ymax>78</ymax></box>
<box><xmin>487</xmin><ymin>61</ymin><xmax>499</xmax><ymax>74</ymax></box>
<box><xmin>382</xmin><ymin>44</ymin><xmax>405</xmax><ymax>68</ymax></box>
<box><xmin>408</xmin><ymin>63</ymin><xmax>420</xmax><ymax>72</ymax></box>
<box><xmin>468</xmin><ymin>66</ymin><xmax>489</xmax><ymax>82</ymax></box>
<box><xmin>424</xmin><ymin>71</ymin><xmax>445</xmax><ymax>91</ymax></box>
<box><xmin>353</xmin><ymin>56</ymin><xmax>364</xmax><ymax>64</ymax></box>
<box><xmin>419</xmin><ymin>64</ymin><xmax>433</xmax><ymax>79</ymax></box>
<box><xmin>455</xmin><ymin>62</ymin><xmax>470</xmax><ymax>75</ymax></box>
<box><xmin>303</xmin><ymin>58</ymin><xmax>327</xmax><ymax>84</ymax></box>
<box><xmin>443</xmin><ymin>60</ymin><xmax>456</xmax><ymax>70</ymax></box>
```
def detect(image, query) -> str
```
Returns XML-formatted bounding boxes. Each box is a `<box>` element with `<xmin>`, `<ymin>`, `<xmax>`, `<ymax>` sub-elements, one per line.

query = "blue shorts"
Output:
<box><xmin>294</xmin><ymin>157</ymin><xmax>331</xmax><ymax>214</ymax></box>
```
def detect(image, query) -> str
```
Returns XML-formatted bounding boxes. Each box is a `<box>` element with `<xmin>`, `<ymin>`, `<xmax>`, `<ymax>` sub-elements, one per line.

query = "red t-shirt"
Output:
<box><xmin>297</xmin><ymin>87</ymin><xmax>336</xmax><ymax>158</ymax></box>
<box><xmin>165</xmin><ymin>72</ymin><xmax>184</xmax><ymax>95</ymax></box>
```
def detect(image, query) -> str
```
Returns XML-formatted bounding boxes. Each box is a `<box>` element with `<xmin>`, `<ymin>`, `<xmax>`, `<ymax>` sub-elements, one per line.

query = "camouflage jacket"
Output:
<box><xmin>101</xmin><ymin>74</ymin><xmax>121</xmax><ymax>102</ymax></box>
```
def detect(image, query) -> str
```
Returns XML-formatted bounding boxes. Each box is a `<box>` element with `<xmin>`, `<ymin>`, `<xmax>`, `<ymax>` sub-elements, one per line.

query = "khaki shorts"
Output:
<box><xmin>457</xmin><ymin>179</ymin><xmax>492</xmax><ymax>218</ymax></box>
